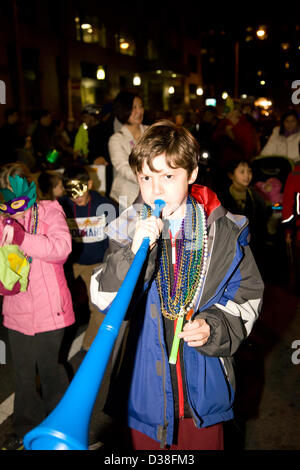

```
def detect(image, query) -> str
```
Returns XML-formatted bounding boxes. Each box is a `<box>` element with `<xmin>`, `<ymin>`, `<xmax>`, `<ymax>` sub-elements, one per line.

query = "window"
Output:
<box><xmin>115</xmin><ymin>33</ymin><xmax>136</xmax><ymax>56</ymax></box>
<box><xmin>189</xmin><ymin>84</ymin><xmax>197</xmax><ymax>99</ymax></box>
<box><xmin>75</xmin><ymin>16</ymin><xmax>106</xmax><ymax>47</ymax></box>
<box><xmin>80</xmin><ymin>62</ymin><xmax>107</xmax><ymax>106</ymax></box>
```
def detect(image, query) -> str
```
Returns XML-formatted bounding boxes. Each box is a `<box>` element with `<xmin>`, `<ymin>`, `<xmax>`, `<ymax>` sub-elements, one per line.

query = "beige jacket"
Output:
<box><xmin>108</xmin><ymin>124</ymin><xmax>147</xmax><ymax>208</ymax></box>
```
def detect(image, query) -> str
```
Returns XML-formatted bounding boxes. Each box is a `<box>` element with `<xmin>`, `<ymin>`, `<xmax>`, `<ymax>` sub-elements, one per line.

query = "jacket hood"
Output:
<box><xmin>190</xmin><ymin>184</ymin><xmax>227</xmax><ymax>226</ymax></box>
<box><xmin>190</xmin><ymin>184</ymin><xmax>220</xmax><ymax>214</ymax></box>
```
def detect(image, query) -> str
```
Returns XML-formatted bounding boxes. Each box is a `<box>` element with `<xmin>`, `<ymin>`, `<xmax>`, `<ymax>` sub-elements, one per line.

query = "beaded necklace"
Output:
<box><xmin>140</xmin><ymin>195</ymin><xmax>208</xmax><ymax>321</ymax></box>
<box><xmin>26</xmin><ymin>202</ymin><xmax>39</xmax><ymax>263</ymax></box>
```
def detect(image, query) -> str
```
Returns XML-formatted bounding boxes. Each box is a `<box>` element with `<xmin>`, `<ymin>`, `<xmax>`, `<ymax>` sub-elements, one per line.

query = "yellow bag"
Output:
<box><xmin>0</xmin><ymin>244</ymin><xmax>30</xmax><ymax>292</ymax></box>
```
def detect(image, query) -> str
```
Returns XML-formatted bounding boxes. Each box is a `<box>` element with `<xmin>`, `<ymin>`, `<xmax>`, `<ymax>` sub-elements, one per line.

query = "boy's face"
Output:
<box><xmin>137</xmin><ymin>154</ymin><xmax>198</xmax><ymax>218</ymax></box>
<box><xmin>229</xmin><ymin>162</ymin><xmax>252</xmax><ymax>189</ymax></box>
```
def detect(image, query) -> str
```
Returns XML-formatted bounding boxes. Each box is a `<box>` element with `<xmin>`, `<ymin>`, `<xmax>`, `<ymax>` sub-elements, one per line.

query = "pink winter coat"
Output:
<box><xmin>0</xmin><ymin>200</ymin><xmax>75</xmax><ymax>335</ymax></box>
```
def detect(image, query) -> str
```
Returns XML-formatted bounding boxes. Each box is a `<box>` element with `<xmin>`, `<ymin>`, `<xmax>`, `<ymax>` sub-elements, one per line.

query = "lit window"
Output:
<box><xmin>75</xmin><ymin>17</ymin><xmax>106</xmax><ymax>47</ymax></box>
<box><xmin>133</xmin><ymin>75</ymin><xmax>141</xmax><ymax>86</ymax></box>
<box><xmin>281</xmin><ymin>43</ymin><xmax>290</xmax><ymax>51</ymax></box>
<box><xmin>97</xmin><ymin>66</ymin><xmax>105</xmax><ymax>80</ymax></box>
<box><xmin>117</xmin><ymin>35</ymin><xmax>136</xmax><ymax>56</ymax></box>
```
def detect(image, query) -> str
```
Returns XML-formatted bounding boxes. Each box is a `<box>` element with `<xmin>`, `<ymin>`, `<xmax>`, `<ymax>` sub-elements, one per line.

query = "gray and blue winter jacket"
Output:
<box><xmin>90</xmin><ymin>185</ymin><xmax>264</xmax><ymax>447</ymax></box>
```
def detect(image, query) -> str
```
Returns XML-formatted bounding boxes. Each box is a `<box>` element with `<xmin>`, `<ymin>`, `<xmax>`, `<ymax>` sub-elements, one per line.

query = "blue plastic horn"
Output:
<box><xmin>23</xmin><ymin>199</ymin><xmax>166</xmax><ymax>450</ymax></box>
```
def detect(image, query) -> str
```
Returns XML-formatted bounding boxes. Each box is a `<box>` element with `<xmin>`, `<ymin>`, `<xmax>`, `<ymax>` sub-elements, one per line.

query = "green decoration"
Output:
<box><xmin>0</xmin><ymin>245</ymin><xmax>30</xmax><ymax>292</ymax></box>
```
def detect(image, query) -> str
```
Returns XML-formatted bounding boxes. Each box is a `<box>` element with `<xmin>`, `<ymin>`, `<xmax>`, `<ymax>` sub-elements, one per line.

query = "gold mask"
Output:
<box><xmin>65</xmin><ymin>180</ymin><xmax>88</xmax><ymax>199</ymax></box>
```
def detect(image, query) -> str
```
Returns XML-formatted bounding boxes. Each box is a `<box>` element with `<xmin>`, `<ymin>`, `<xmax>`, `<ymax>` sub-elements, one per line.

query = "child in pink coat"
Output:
<box><xmin>0</xmin><ymin>162</ymin><xmax>75</xmax><ymax>450</ymax></box>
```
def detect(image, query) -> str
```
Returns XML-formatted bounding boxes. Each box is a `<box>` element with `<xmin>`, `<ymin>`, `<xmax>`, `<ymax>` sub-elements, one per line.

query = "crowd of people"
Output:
<box><xmin>0</xmin><ymin>91</ymin><xmax>299</xmax><ymax>451</ymax></box>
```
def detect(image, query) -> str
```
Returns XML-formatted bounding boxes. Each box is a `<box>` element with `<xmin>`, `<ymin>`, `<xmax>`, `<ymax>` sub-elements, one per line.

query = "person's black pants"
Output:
<box><xmin>8</xmin><ymin>328</ymin><xmax>69</xmax><ymax>438</ymax></box>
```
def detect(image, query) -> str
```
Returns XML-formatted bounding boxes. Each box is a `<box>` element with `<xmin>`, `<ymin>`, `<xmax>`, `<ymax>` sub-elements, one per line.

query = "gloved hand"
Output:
<box><xmin>3</xmin><ymin>218</ymin><xmax>25</xmax><ymax>246</ymax></box>
<box><xmin>0</xmin><ymin>280</ymin><xmax>21</xmax><ymax>296</ymax></box>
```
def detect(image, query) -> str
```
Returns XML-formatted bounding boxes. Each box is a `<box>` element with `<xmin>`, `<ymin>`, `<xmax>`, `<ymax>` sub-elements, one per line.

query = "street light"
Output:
<box><xmin>81</xmin><ymin>23</ymin><xmax>92</xmax><ymax>30</ymax></box>
<box><xmin>133</xmin><ymin>74</ymin><xmax>141</xmax><ymax>86</ymax></box>
<box><xmin>96</xmin><ymin>66</ymin><xmax>105</xmax><ymax>80</ymax></box>
<box><xmin>256</xmin><ymin>26</ymin><xmax>267</xmax><ymax>40</ymax></box>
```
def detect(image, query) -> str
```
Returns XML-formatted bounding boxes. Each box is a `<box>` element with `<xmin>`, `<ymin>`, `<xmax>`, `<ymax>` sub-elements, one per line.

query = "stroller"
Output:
<box><xmin>251</xmin><ymin>155</ymin><xmax>294</xmax><ymax>230</ymax></box>
<box><xmin>251</xmin><ymin>154</ymin><xmax>295</xmax><ymax>282</ymax></box>
<box><xmin>251</xmin><ymin>154</ymin><xmax>294</xmax><ymax>192</ymax></box>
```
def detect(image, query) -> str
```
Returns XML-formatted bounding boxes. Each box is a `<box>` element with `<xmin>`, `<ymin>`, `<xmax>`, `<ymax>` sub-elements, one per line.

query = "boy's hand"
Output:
<box><xmin>178</xmin><ymin>318</ymin><xmax>210</xmax><ymax>347</ymax></box>
<box><xmin>131</xmin><ymin>216</ymin><xmax>163</xmax><ymax>254</ymax></box>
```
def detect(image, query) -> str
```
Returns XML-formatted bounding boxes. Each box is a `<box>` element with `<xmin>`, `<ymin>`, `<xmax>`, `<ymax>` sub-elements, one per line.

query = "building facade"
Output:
<box><xmin>0</xmin><ymin>0</ymin><xmax>205</xmax><ymax>124</ymax></box>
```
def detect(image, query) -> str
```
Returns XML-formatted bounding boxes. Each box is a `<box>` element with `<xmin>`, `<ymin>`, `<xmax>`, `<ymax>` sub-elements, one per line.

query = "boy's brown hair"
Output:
<box><xmin>129</xmin><ymin>120</ymin><xmax>199</xmax><ymax>177</ymax></box>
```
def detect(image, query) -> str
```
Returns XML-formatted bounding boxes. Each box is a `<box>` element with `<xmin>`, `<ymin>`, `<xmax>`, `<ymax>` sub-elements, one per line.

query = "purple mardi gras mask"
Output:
<box><xmin>0</xmin><ymin>175</ymin><xmax>37</xmax><ymax>215</ymax></box>
<box><xmin>0</xmin><ymin>196</ymin><xmax>31</xmax><ymax>215</ymax></box>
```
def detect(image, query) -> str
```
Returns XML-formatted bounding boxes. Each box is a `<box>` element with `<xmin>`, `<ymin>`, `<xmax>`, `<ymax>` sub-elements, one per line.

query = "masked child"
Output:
<box><xmin>0</xmin><ymin>162</ymin><xmax>74</xmax><ymax>450</ymax></box>
<box><xmin>59</xmin><ymin>165</ymin><xmax>117</xmax><ymax>351</ymax></box>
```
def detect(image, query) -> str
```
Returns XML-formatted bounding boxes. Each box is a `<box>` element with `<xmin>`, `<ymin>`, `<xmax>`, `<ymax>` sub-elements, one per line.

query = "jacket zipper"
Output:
<box><xmin>156</xmin><ymin>297</ymin><xmax>168</xmax><ymax>448</ymax></box>
<box><xmin>170</xmin><ymin>229</ymin><xmax>185</xmax><ymax>420</ymax></box>
<box><xmin>174</xmin><ymin>320</ymin><xmax>185</xmax><ymax>419</ymax></box>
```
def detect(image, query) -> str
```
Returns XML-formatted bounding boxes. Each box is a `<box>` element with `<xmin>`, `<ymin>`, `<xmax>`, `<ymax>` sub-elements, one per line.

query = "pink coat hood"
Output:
<box><xmin>0</xmin><ymin>200</ymin><xmax>75</xmax><ymax>335</ymax></box>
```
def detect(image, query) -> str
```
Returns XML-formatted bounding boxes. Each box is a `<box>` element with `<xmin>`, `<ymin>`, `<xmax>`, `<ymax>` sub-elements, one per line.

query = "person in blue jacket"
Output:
<box><xmin>91</xmin><ymin>120</ymin><xmax>264</xmax><ymax>450</ymax></box>
<box><xmin>59</xmin><ymin>165</ymin><xmax>117</xmax><ymax>350</ymax></box>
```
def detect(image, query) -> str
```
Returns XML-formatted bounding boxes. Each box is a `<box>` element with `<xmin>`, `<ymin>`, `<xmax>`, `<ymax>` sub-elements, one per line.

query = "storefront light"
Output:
<box><xmin>133</xmin><ymin>74</ymin><xmax>141</xmax><ymax>86</ymax></box>
<box><xmin>120</xmin><ymin>38</ymin><xmax>130</xmax><ymax>50</ymax></box>
<box><xmin>254</xmin><ymin>97</ymin><xmax>272</xmax><ymax>109</ymax></box>
<box><xmin>96</xmin><ymin>66</ymin><xmax>105</xmax><ymax>80</ymax></box>
<box><xmin>256</xmin><ymin>27</ymin><xmax>266</xmax><ymax>39</ymax></box>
